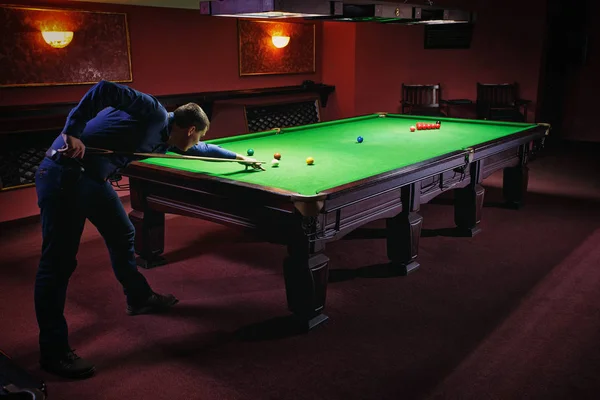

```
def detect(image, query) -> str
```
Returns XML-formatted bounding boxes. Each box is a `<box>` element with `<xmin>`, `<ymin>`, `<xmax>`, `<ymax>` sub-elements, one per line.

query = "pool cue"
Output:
<box><xmin>85</xmin><ymin>147</ymin><xmax>266</xmax><ymax>167</ymax></box>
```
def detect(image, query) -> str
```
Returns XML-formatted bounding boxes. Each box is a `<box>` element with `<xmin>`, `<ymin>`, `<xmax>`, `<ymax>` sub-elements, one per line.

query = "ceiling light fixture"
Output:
<box><xmin>200</xmin><ymin>0</ymin><xmax>343</xmax><ymax>18</ymax></box>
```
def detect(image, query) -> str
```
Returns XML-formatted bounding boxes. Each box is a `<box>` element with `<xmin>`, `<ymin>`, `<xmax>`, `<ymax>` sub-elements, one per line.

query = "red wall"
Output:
<box><xmin>0</xmin><ymin>1</ymin><xmax>323</xmax><ymax>101</ymax></box>
<box><xmin>0</xmin><ymin>187</ymin><xmax>39</xmax><ymax>224</ymax></box>
<box><xmin>321</xmin><ymin>22</ymin><xmax>356</xmax><ymax>121</ymax></box>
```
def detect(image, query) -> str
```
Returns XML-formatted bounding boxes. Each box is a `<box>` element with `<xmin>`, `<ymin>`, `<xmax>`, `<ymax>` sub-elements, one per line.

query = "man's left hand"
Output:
<box><xmin>58</xmin><ymin>133</ymin><xmax>86</xmax><ymax>159</ymax></box>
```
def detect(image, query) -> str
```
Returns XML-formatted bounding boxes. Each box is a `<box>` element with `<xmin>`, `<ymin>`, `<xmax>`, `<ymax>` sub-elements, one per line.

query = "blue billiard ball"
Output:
<box><xmin>357</xmin><ymin>136</ymin><xmax>363</xmax><ymax>143</ymax></box>
<box><xmin>247</xmin><ymin>149</ymin><xmax>254</xmax><ymax>156</ymax></box>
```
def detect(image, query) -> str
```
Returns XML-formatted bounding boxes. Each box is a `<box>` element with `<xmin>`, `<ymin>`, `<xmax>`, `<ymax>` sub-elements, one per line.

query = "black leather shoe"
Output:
<box><xmin>40</xmin><ymin>349</ymin><xmax>95</xmax><ymax>379</ymax></box>
<box><xmin>126</xmin><ymin>292</ymin><xmax>179</xmax><ymax>316</ymax></box>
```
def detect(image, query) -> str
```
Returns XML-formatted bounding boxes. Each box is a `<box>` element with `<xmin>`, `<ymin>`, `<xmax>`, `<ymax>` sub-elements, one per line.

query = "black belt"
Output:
<box><xmin>45</xmin><ymin>148</ymin><xmax>109</xmax><ymax>183</ymax></box>
<box><xmin>45</xmin><ymin>149</ymin><xmax>118</xmax><ymax>183</ymax></box>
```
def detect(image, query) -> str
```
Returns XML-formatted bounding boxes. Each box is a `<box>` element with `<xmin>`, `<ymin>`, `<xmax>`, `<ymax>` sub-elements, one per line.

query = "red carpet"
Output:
<box><xmin>1</xmin><ymin>141</ymin><xmax>600</xmax><ymax>400</ymax></box>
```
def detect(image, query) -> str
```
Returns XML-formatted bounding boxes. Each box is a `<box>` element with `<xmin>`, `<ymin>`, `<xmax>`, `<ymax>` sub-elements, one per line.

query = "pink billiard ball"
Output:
<box><xmin>410</xmin><ymin>126</ymin><xmax>416</xmax><ymax>132</ymax></box>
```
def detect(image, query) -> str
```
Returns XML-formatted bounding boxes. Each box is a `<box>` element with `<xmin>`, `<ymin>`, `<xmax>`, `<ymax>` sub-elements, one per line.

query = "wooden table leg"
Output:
<box><xmin>283</xmin><ymin>216</ymin><xmax>329</xmax><ymax>331</ymax></box>
<box><xmin>454</xmin><ymin>161</ymin><xmax>484</xmax><ymax>237</ymax></box>
<box><xmin>503</xmin><ymin>145</ymin><xmax>530</xmax><ymax>209</ymax></box>
<box><xmin>386</xmin><ymin>184</ymin><xmax>422</xmax><ymax>275</ymax></box>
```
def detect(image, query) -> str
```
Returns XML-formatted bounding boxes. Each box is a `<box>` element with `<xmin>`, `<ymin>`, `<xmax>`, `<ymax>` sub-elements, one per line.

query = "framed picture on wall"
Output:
<box><xmin>238</xmin><ymin>19</ymin><xmax>316</xmax><ymax>76</ymax></box>
<box><xmin>0</xmin><ymin>4</ymin><xmax>132</xmax><ymax>87</ymax></box>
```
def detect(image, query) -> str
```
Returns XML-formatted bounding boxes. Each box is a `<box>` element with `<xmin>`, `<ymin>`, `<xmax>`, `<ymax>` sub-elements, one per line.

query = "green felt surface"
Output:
<box><xmin>140</xmin><ymin>114</ymin><xmax>536</xmax><ymax>195</ymax></box>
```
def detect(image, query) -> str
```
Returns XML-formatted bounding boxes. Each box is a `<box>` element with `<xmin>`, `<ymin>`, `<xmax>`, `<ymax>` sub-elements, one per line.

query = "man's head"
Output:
<box><xmin>169</xmin><ymin>103</ymin><xmax>210</xmax><ymax>151</ymax></box>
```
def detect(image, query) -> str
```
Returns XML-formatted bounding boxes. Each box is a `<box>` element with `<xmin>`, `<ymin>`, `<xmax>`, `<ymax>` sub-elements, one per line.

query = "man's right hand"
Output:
<box><xmin>236</xmin><ymin>154</ymin><xmax>265</xmax><ymax>171</ymax></box>
<box><xmin>58</xmin><ymin>133</ymin><xmax>86</xmax><ymax>159</ymax></box>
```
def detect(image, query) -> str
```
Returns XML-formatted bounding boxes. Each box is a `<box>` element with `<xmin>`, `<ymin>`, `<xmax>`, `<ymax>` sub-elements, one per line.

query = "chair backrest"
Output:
<box><xmin>244</xmin><ymin>98</ymin><xmax>321</xmax><ymax>133</ymax></box>
<box><xmin>401</xmin><ymin>84</ymin><xmax>441</xmax><ymax>111</ymax></box>
<box><xmin>476</xmin><ymin>83</ymin><xmax>518</xmax><ymax>107</ymax></box>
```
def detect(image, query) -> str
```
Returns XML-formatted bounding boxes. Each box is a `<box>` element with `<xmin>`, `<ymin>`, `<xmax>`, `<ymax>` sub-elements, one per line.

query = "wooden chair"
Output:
<box><xmin>400</xmin><ymin>84</ymin><xmax>446</xmax><ymax>116</ymax></box>
<box><xmin>476</xmin><ymin>82</ymin><xmax>531</xmax><ymax>122</ymax></box>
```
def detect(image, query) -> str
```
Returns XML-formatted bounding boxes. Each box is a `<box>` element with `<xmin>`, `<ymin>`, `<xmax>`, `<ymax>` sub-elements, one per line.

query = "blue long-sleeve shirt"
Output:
<box><xmin>49</xmin><ymin>80</ymin><xmax>236</xmax><ymax>180</ymax></box>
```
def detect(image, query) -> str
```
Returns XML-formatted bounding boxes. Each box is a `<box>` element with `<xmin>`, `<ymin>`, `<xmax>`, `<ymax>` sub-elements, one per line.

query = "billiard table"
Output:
<box><xmin>123</xmin><ymin>113</ymin><xmax>549</xmax><ymax>329</ymax></box>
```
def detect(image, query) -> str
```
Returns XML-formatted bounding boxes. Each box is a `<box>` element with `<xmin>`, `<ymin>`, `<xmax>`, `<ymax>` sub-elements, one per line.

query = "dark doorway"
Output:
<box><xmin>537</xmin><ymin>0</ymin><xmax>589</xmax><ymax>141</ymax></box>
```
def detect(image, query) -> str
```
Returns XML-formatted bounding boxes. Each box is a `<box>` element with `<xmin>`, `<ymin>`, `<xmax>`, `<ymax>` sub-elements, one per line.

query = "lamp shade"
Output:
<box><xmin>271</xmin><ymin>35</ymin><xmax>290</xmax><ymax>48</ymax></box>
<box><xmin>41</xmin><ymin>31</ymin><xmax>74</xmax><ymax>48</ymax></box>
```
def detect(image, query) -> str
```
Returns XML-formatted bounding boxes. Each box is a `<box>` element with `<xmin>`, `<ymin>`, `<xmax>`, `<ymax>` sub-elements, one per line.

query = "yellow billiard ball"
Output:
<box><xmin>306</xmin><ymin>157</ymin><xmax>314</xmax><ymax>165</ymax></box>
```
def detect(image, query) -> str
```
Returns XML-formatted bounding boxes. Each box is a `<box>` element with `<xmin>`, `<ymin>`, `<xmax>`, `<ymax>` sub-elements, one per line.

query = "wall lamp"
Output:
<box><xmin>41</xmin><ymin>31</ymin><xmax>74</xmax><ymax>48</ymax></box>
<box><xmin>271</xmin><ymin>35</ymin><xmax>290</xmax><ymax>48</ymax></box>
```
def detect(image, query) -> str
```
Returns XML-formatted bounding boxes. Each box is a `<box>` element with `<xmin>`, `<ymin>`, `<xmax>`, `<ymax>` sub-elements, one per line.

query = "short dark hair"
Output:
<box><xmin>173</xmin><ymin>103</ymin><xmax>210</xmax><ymax>132</ymax></box>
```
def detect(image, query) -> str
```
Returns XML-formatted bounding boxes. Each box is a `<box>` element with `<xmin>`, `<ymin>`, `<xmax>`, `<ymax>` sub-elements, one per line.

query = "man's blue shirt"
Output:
<box><xmin>49</xmin><ymin>80</ymin><xmax>236</xmax><ymax>180</ymax></box>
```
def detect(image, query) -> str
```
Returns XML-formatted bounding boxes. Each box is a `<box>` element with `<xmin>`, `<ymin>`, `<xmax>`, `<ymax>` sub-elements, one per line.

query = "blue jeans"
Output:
<box><xmin>34</xmin><ymin>157</ymin><xmax>152</xmax><ymax>356</ymax></box>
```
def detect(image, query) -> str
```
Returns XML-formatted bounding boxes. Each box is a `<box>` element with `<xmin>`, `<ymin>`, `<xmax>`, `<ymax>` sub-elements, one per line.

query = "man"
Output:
<box><xmin>34</xmin><ymin>80</ymin><xmax>260</xmax><ymax>379</ymax></box>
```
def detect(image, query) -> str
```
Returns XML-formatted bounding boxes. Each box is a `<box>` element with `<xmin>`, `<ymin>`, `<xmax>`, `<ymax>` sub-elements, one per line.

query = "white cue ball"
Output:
<box><xmin>271</xmin><ymin>159</ymin><xmax>280</xmax><ymax>167</ymax></box>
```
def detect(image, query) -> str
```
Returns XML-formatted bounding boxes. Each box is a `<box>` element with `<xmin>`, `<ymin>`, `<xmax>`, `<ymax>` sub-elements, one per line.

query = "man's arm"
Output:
<box><xmin>63</xmin><ymin>80</ymin><xmax>163</xmax><ymax>139</ymax></box>
<box><xmin>172</xmin><ymin>142</ymin><xmax>237</xmax><ymax>159</ymax></box>
<box><xmin>172</xmin><ymin>142</ymin><xmax>263</xmax><ymax>170</ymax></box>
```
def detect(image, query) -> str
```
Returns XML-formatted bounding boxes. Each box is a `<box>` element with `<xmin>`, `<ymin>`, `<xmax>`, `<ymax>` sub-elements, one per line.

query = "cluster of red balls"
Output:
<box><xmin>416</xmin><ymin>122</ymin><xmax>440</xmax><ymax>130</ymax></box>
<box><xmin>409</xmin><ymin>121</ymin><xmax>441</xmax><ymax>132</ymax></box>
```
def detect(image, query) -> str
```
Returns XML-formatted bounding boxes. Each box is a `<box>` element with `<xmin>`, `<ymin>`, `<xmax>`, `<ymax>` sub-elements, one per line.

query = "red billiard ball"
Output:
<box><xmin>274</xmin><ymin>153</ymin><xmax>281</xmax><ymax>160</ymax></box>
<box><xmin>410</xmin><ymin>126</ymin><xmax>416</xmax><ymax>132</ymax></box>
<box><xmin>435</xmin><ymin>123</ymin><xmax>441</xmax><ymax>129</ymax></box>
<box><xmin>416</xmin><ymin>123</ymin><xmax>421</xmax><ymax>130</ymax></box>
